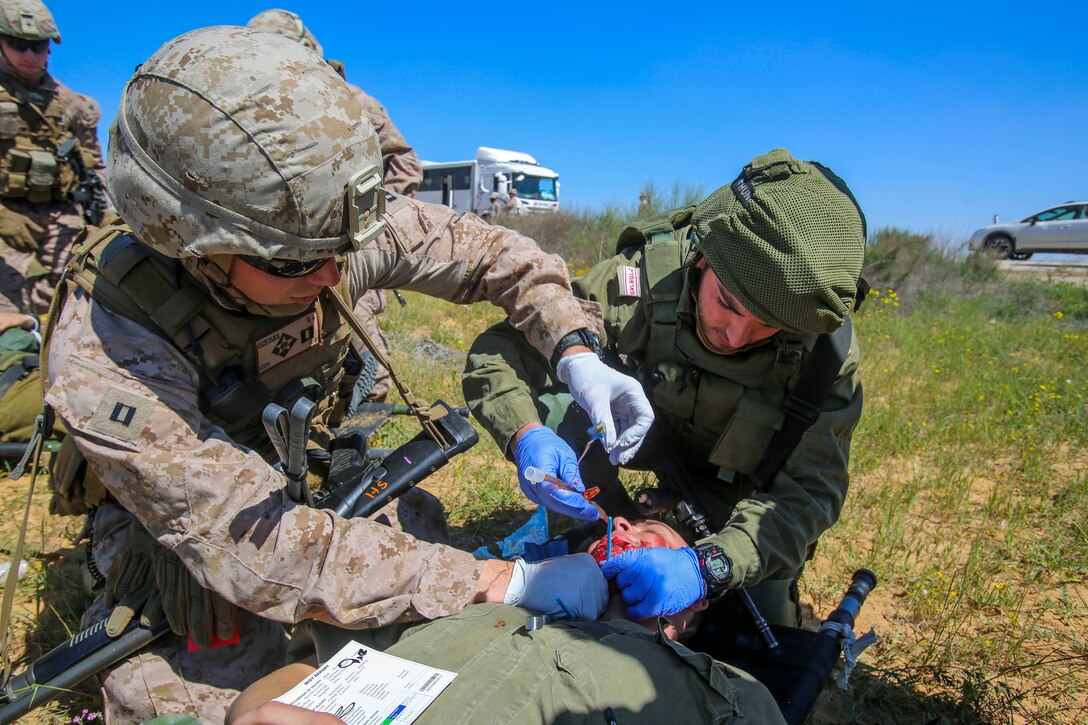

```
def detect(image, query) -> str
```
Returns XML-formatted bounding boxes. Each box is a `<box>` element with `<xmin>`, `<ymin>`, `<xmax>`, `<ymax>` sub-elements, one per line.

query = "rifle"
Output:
<box><xmin>0</xmin><ymin>400</ymin><xmax>478</xmax><ymax>723</ymax></box>
<box><xmin>693</xmin><ymin>569</ymin><xmax>879</xmax><ymax>725</ymax></box>
<box><xmin>56</xmin><ymin>138</ymin><xmax>107</xmax><ymax>226</ymax></box>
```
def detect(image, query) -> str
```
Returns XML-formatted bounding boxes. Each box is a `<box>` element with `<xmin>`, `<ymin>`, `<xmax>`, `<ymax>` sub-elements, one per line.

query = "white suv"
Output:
<box><xmin>967</xmin><ymin>202</ymin><xmax>1088</xmax><ymax>260</ymax></box>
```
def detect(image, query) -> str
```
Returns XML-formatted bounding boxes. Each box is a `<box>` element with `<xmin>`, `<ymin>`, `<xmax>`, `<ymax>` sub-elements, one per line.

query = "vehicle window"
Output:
<box><xmin>1035</xmin><ymin>207</ymin><xmax>1078</xmax><ymax>222</ymax></box>
<box><xmin>420</xmin><ymin>166</ymin><xmax>472</xmax><ymax>193</ymax></box>
<box><xmin>514</xmin><ymin>175</ymin><xmax>558</xmax><ymax>201</ymax></box>
<box><xmin>1076</xmin><ymin>206</ymin><xmax>1088</xmax><ymax>219</ymax></box>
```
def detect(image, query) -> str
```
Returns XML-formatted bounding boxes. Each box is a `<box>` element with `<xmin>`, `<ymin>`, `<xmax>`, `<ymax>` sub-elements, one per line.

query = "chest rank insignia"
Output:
<box><xmin>616</xmin><ymin>265</ymin><xmax>641</xmax><ymax>298</ymax></box>
<box><xmin>255</xmin><ymin>311</ymin><xmax>320</xmax><ymax>374</ymax></box>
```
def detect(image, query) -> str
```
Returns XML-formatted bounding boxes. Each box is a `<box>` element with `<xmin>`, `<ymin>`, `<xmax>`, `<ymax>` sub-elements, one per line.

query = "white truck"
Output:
<box><xmin>415</xmin><ymin>147</ymin><xmax>559</xmax><ymax>216</ymax></box>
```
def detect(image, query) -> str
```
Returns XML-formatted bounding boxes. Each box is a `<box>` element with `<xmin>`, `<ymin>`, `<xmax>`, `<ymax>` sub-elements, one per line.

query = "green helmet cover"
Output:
<box><xmin>691</xmin><ymin>148</ymin><xmax>865</xmax><ymax>334</ymax></box>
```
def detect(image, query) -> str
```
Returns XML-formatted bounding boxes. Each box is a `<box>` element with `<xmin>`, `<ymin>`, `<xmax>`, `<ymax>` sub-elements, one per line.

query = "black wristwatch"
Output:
<box><xmin>694</xmin><ymin>543</ymin><xmax>733</xmax><ymax>599</ymax></box>
<box><xmin>550</xmin><ymin>328</ymin><xmax>603</xmax><ymax>370</ymax></box>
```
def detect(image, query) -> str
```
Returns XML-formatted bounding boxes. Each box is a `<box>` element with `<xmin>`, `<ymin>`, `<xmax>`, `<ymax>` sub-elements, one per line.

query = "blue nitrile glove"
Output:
<box><xmin>513</xmin><ymin>425</ymin><xmax>599</xmax><ymax>521</ymax></box>
<box><xmin>598</xmin><ymin>546</ymin><xmax>706</xmax><ymax>619</ymax></box>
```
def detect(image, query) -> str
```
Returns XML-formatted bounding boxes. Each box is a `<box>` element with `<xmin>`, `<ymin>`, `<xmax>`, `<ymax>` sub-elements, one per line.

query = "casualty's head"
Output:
<box><xmin>107</xmin><ymin>25</ymin><xmax>385</xmax><ymax>316</ymax></box>
<box><xmin>588</xmin><ymin>517</ymin><xmax>708</xmax><ymax>640</ymax></box>
<box><xmin>689</xmin><ymin>148</ymin><xmax>865</xmax><ymax>343</ymax></box>
<box><xmin>0</xmin><ymin>0</ymin><xmax>59</xmax><ymax>84</ymax></box>
<box><xmin>246</xmin><ymin>8</ymin><xmax>323</xmax><ymax>57</ymax></box>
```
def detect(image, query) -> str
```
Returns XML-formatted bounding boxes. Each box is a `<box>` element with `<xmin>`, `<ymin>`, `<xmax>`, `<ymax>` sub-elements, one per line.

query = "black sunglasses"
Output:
<box><xmin>2</xmin><ymin>37</ymin><xmax>49</xmax><ymax>54</ymax></box>
<box><xmin>237</xmin><ymin>254</ymin><xmax>335</xmax><ymax>279</ymax></box>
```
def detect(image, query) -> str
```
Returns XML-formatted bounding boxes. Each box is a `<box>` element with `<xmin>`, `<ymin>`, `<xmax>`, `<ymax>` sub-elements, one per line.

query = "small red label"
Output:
<box><xmin>187</xmin><ymin>622</ymin><xmax>241</xmax><ymax>652</ymax></box>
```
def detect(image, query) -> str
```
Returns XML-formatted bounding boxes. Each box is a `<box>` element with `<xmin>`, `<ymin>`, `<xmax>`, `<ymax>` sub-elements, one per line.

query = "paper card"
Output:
<box><xmin>275</xmin><ymin>640</ymin><xmax>456</xmax><ymax>724</ymax></box>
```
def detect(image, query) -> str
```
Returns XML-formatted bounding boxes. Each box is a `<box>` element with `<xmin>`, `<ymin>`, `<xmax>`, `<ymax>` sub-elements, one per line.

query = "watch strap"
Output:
<box><xmin>694</xmin><ymin>543</ymin><xmax>733</xmax><ymax>599</ymax></box>
<box><xmin>550</xmin><ymin>328</ymin><xmax>603</xmax><ymax>370</ymax></box>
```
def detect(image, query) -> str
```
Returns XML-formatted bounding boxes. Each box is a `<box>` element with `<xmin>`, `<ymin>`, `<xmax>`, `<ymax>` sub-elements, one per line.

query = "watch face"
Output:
<box><xmin>700</xmin><ymin>546</ymin><xmax>732</xmax><ymax>586</ymax></box>
<box><xmin>706</xmin><ymin>555</ymin><xmax>730</xmax><ymax>581</ymax></box>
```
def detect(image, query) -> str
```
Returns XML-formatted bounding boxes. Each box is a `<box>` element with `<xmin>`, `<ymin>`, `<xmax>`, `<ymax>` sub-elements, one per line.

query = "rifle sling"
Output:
<box><xmin>322</xmin><ymin>288</ymin><xmax>449</xmax><ymax>448</ymax></box>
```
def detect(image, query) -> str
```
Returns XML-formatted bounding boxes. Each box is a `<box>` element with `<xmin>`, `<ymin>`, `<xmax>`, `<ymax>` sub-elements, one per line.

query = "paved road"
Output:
<box><xmin>998</xmin><ymin>258</ymin><xmax>1088</xmax><ymax>286</ymax></box>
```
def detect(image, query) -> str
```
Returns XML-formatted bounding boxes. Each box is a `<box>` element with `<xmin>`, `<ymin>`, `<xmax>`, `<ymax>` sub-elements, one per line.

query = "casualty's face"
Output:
<box><xmin>588</xmin><ymin>517</ymin><xmax>686</xmax><ymax>563</ymax></box>
<box><xmin>589</xmin><ymin>517</ymin><xmax>707</xmax><ymax>639</ymax></box>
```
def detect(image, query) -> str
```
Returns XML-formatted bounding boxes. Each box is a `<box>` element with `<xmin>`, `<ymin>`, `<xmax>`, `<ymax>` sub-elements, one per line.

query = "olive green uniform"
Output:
<box><xmin>464</xmin><ymin>234</ymin><xmax>862</xmax><ymax>621</ymax></box>
<box><xmin>384</xmin><ymin>603</ymin><xmax>786</xmax><ymax>725</ymax></box>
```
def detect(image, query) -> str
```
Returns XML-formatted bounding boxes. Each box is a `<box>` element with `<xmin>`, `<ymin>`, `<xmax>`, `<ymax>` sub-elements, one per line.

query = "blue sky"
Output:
<box><xmin>49</xmin><ymin>1</ymin><xmax>1086</xmax><ymax>244</ymax></box>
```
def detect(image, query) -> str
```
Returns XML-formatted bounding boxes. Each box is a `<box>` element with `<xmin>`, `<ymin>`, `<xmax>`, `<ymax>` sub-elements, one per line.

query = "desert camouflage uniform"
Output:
<box><xmin>46</xmin><ymin>197</ymin><xmax>593</xmax><ymax>722</ymax></box>
<box><xmin>0</xmin><ymin>67</ymin><xmax>103</xmax><ymax>314</ymax></box>
<box><xmin>43</xmin><ymin>26</ymin><xmax>595</xmax><ymax>723</ymax></box>
<box><xmin>351</xmin><ymin>87</ymin><xmax>420</xmax><ymax>198</ymax></box>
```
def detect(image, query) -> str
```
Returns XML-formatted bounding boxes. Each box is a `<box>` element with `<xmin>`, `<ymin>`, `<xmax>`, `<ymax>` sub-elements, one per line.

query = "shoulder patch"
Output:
<box><xmin>88</xmin><ymin>386</ymin><xmax>155</xmax><ymax>444</ymax></box>
<box><xmin>255</xmin><ymin>311</ymin><xmax>320</xmax><ymax>373</ymax></box>
<box><xmin>616</xmin><ymin>265</ymin><xmax>641</xmax><ymax>298</ymax></box>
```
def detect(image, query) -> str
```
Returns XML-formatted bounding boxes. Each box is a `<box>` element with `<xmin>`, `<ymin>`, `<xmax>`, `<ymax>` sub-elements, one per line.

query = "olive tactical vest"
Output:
<box><xmin>0</xmin><ymin>72</ymin><xmax>80</xmax><ymax>203</ymax></box>
<box><xmin>46</xmin><ymin>224</ymin><xmax>359</xmax><ymax>512</ymax></box>
<box><xmin>614</xmin><ymin>211</ymin><xmax>848</xmax><ymax>485</ymax></box>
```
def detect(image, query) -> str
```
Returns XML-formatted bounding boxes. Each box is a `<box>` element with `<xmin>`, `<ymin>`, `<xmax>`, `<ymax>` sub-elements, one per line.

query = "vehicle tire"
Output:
<box><xmin>987</xmin><ymin>235</ymin><xmax>1013</xmax><ymax>260</ymax></box>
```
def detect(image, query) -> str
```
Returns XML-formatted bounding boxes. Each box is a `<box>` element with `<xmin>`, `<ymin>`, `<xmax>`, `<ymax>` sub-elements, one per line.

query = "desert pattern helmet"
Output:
<box><xmin>246</xmin><ymin>9</ymin><xmax>323</xmax><ymax>58</ymax></box>
<box><xmin>108</xmin><ymin>25</ymin><xmax>385</xmax><ymax>263</ymax></box>
<box><xmin>0</xmin><ymin>0</ymin><xmax>60</xmax><ymax>43</ymax></box>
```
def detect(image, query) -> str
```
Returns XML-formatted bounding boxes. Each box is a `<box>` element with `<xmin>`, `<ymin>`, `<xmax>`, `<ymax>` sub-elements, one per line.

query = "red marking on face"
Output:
<box><xmin>589</xmin><ymin>530</ymin><xmax>668</xmax><ymax>563</ymax></box>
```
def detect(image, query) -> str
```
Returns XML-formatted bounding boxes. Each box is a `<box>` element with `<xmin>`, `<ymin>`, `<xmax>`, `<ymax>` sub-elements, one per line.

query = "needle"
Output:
<box><xmin>577</xmin><ymin>423</ymin><xmax>606</xmax><ymax>465</ymax></box>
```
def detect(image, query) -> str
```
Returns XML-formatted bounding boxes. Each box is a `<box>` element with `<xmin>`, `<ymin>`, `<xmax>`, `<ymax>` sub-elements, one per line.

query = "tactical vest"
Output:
<box><xmin>0</xmin><ymin>73</ymin><xmax>80</xmax><ymax>203</ymax></box>
<box><xmin>48</xmin><ymin>224</ymin><xmax>359</xmax><ymax>508</ymax></box>
<box><xmin>615</xmin><ymin>210</ymin><xmax>841</xmax><ymax>484</ymax></box>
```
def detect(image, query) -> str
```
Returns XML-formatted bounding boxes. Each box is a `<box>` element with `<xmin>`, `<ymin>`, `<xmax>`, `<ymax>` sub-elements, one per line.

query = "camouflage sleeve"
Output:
<box><xmin>463</xmin><ymin>255</ymin><xmax>623</xmax><ymax>452</ymax></box>
<box><xmin>56</xmin><ymin>83</ymin><xmax>110</xmax><ymax>205</ymax></box>
<box><xmin>704</xmin><ymin>328</ymin><xmax>863</xmax><ymax>588</ymax></box>
<box><xmin>353</xmin><ymin>87</ymin><xmax>422</xmax><ymax>197</ymax></box>
<box><xmin>44</xmin><ymin>290</ymin><xmax>485</xmax><ymax>628</ymax></box>
<box><xmin>347</xmin><ymin>195</ymin><xmax>596</xmax><ymax>360</ymax></box>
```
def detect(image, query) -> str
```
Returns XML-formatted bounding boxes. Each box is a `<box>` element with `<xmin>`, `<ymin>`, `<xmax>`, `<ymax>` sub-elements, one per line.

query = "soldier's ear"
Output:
<box><xmin>690</xmin><ymin>597</ymin><xmax>710</xmax><ymax>612</ymax></box>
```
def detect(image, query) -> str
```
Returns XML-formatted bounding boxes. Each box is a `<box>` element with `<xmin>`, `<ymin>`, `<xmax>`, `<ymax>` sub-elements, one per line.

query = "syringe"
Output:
<box><xmin>524</xmin><ymin>466</ymin><xmax>606</xmax><ymax>521</ymax></box>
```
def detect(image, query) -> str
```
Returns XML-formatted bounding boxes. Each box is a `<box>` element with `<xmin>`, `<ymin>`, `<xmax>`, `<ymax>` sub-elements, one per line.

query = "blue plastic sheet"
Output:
<box><xmin>471</xmin><ymin>505</ymin><xmax>567</xmax><ymax>561</ymax></box>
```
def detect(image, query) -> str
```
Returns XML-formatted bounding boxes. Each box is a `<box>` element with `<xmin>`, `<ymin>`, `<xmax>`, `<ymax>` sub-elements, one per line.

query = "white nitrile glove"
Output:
<box><xmin>557</xmin><ymin>352</ymin><xmax>654</xmax><ymax>465</ymax></box>
<box><xmin>503</xmin><ymin>553</ymin><xmax>609</xmax><ymax>619</ymax></box>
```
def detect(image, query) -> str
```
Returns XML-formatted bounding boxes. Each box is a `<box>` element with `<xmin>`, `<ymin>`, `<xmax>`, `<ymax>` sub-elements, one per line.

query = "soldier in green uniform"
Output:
<box><xmin>463</xmin><ymin>148</ymin><xmax>866</xmax><ymax>626</ymax></box>
<box><xmin>227</xmin><ymin>517</ymin><xmax>788</xmax><ymax>725</ymax></box>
